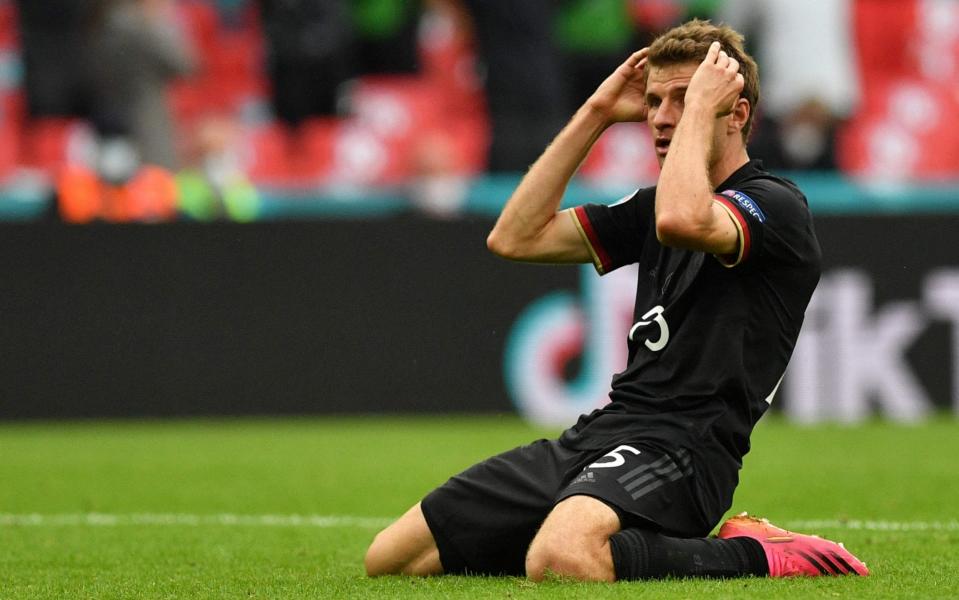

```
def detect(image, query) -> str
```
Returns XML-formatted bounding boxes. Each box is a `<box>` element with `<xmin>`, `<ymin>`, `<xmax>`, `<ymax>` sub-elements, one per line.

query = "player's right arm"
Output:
<box><xmin>486</xmin><ymin>49</ymin><xmax>649</xmax><ymax>264</ymax></box>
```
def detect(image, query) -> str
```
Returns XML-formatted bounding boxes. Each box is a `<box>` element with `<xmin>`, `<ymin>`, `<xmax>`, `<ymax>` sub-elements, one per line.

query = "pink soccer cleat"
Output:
<box><xmin>718</xmin><ymin>513</ymin><xmax>869</xmax><ymax>577</ymax></box>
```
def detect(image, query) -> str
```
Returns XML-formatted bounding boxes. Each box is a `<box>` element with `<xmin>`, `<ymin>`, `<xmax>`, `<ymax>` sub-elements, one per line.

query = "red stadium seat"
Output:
<box><xmin>292</xmin><ymin>117</ymin><xmax>339</xmax><ymax>183</ymax></box>
<box><xmin>201</xmin><ymin>29</ymin><xmax>266</xmax><ymax>112</ymax></box>
<box><xmin>853</xmin><ymin>0</ymin><xmax>918</xmax><ymax>92</ymax></box>
<box><xmin>176</xmin><ymin>0</ymin><xmax>220</xmax><ymax>63</ymax></box>
<box><xmin>837</xmin><ymin>79</ymin><xmax>959</xmax><ymax>179</ymax></box>
<box><xmin>20</xmin><ymin>118</ymin><xmax>93</xmax><ymax>175</ymax></box>
<box><xmin>440</xmin><ymin>117</ymin><xmax>489</xmax><ymax>176</ymax></box>
<box><xmin>840</xmin><ymin>0</ymin><xmax>959</xmax><ymax>179</ymax></box>
<box><xmin>0</xmin><ymin>0</ymin><xmax>17</xmax><ymax>48</ymax></box>
<box><xmin>242</xmin><ymin>123</ymin><xmax>293</xmax><ymax>184</ymax></box>
<box><xmin>170</xmin><ymin>4</ymin><xmax>267</xmax><ymax>120</ymax></box>
<box><xmin>349</xmin><ymin>76</ymin><xmax>442</xmax><ymax>141</ymax></box>
<box><xmin>0</xmin><ymin>91</ymin><xmax>22</xmax><ymax>178</ymax></box>
<box><xmin>418</xmin><ymin>6</ymin><xmax>486</xmax><ymax>121</ymax></box>
<box><xmin>334</xmin><ymin>76</ymin><xmax>446</xmax><ymax>184</ymax></box>
<box><xmin>325</xmin><ymin>120</ymin><xmax>396</xmax><ymax>185</ymax></box>
<box><xmin>0</xmin><ymin>117</ymin><xmax>18</xmax><ymax>179</ymax></box>
<box><xmin>168</xmin><ymin>80</ymin><xmax>208</xmax><ymax>125</ymax></box>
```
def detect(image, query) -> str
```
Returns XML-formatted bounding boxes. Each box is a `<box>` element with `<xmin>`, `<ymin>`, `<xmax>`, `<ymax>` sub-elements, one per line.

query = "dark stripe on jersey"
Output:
<box><xmin>573</xmin><ymin>206</ymin><xmax>613</xmax><ymax>274</ymax></box>
<box><xmin>714</xmin><ymin>194</ymin><xmax>751</xmax><ymax>263</ymax></box>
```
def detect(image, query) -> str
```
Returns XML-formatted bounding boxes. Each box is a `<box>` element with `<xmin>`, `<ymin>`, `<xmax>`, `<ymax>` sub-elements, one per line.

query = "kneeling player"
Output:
<box><xmin>364</xmin><ymin>20</ymin><xmax>868</xmax><ymax>581</ymax></box>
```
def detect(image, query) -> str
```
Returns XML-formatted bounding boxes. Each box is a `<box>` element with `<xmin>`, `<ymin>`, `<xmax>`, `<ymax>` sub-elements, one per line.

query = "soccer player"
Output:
<box><xmin>364</xmin><ymin>20</ymin><xmax>869</xmax><ymax>581</ymax></box>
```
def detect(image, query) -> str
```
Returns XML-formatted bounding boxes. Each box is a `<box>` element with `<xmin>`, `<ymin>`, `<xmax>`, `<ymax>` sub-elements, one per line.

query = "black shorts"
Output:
<box><xmin>420</xmin><ymin>437</ymin><xmax>720</xmax><ymax>575</ymax></box>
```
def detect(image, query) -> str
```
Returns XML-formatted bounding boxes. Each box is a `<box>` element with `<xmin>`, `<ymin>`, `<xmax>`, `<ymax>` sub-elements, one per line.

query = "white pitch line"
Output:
<box><xmin>0</xmin><ymin>514</ymin><xmax>957</xmax><ymax>532</ymax></box>
<box><xmin>0</xmin><ymin>513</ymin><xmax>393</xmax><ymax>529</ymax></box>
<box><xmin>786</xmin><ymin>519</ymin><xmax>959</xmax><ymax>532</ymax></box>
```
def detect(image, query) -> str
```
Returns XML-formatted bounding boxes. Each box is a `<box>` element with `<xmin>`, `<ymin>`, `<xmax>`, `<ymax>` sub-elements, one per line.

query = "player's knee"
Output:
<box><xmin>525</xmin><ymin>544</ymin><xmax>573</xmax><ymax>582</ymax></box>
<box><xmin>364</xmin><ymin>527</ymin><xmax>443</xmax><ymax>577</ymax></box>
<box><xmin>364</xmin><ymin>529</ymin><xmax>417</xmax><ymax>577</ymax></box>
<box><xmin>525</xmin><ymin>538</ymin><xmax>614</xmax><ymax>582</ymax></box>
<box><xmin>364</xmin><ymin>502</ymin><xmax>443</xmax><ymax>577</ymax></box>
<box><xmin>364</xmin><ymin>532</ymin><xmax>396</xmax><ymax>576</ymax></box>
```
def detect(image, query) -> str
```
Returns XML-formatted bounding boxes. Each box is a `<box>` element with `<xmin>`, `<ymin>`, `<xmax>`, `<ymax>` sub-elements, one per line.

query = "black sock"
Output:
<box><xmin>609</xmin><ymin>528</ymin><xmax>769</xmax><ymax>580</ymax></box>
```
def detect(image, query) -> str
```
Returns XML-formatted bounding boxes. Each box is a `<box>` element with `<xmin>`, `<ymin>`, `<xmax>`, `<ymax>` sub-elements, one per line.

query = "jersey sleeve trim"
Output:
<box><xmin>570</xmin><ymin>206</ymin><xmax>612</xmax><ymax>275</ymax></box>
<box><xmin>712</xmin><ymin>194</ymin><xmax>750</xmax><ymax>268</ymax></box>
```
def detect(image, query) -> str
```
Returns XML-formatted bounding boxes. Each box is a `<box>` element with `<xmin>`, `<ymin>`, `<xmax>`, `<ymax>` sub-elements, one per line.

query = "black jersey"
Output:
<box><xmin>562</xmin><ymin>160</ymin><xmax>821</xmax><ymax>470</ymax></box>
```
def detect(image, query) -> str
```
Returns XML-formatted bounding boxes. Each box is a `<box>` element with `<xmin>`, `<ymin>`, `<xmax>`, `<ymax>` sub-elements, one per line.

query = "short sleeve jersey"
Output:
<box><xmin>561</xmin><ymin>160</ymin><xmax>821</xmax><ymax>469</ymax></box>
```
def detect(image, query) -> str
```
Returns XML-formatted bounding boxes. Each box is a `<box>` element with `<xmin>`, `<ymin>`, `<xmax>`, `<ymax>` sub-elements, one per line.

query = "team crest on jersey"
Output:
<box><xmin>721</xmin><ymin>189</ymin><xmax>766</xmax><ymax>223</ymax></box>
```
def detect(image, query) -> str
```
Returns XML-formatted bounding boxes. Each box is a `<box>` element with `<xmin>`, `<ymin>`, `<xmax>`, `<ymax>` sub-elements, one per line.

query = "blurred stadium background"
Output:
<box><xmin>0</xmin><ymin>0</ymin><xmax>957</xmax><ymax>426</ymax></box>
<box><xmin>3</xmin><ymin>2</ymin><xmax>959</xmax><ymax>597</ymax></box>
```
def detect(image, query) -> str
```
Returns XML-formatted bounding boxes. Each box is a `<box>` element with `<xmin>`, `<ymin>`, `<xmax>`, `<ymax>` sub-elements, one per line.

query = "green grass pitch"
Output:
<box><xmin>1</xmin><ymin>415</ymin><xmax>958</xmax><ymax>598</ymax></box>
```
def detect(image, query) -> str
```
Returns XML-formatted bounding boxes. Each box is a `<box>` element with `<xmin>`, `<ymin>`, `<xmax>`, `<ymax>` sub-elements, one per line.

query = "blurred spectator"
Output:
<box><xmin>555</xmin><ymin>0</ymin><xmax>639</xmax><ymax>107</ymax></box>
<box><xmin>14</xmin><ymin>0</ymin><xmax>94</xmax><ymax>118</ymax></box>
<box><xmin>459</xmin><ymin>0</ymin><xmax>569</xmax><ymax>172</ymax></box>
<box><xmin>351</xmin><ymin>0</ymin><xmax>421</xmax><ymax>75</ymax></box>
<box><xmin>177</xmin><ymin>114</ymin><xmax>260</xmax><ymax>221</ymax></box>
<box><xmin>630</xmin><ymin>0</ymin><xmax>685</xmax><ymax>33</ymax></box>
<box><xmin>554</xmin><ymin>0</ymin><xmax>700</xmax><ymax>106</ymax></box>
<box><xmin>718</xmin><ymin>0</ymin><xmax>860</xmax><ymax>170</ymax></box>
<box><xmin>87</xmin><ymin>0</ymin><xmax>196</xmax><ymax>176</ymax></box>
<box><xmin>258</xmin><ymin>0</ymin><xmax>355</xmax><ymax>126</ymax></box>
<box><xmin>682</xmin><ymin>0</ymin><xmax>723</xmax><ymax>21</ymax></box>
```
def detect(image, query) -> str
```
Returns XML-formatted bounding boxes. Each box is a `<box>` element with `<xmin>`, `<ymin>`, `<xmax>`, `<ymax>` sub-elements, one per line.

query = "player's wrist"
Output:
<box><xmin>681</xmin><ymin>99</ymin><xmax>715</xmax><ymax>121</ymax></box>
<box><xmin>577</xmin><ymin>100</ymin><xmax>616</xmax><ymax>130</ymax></box>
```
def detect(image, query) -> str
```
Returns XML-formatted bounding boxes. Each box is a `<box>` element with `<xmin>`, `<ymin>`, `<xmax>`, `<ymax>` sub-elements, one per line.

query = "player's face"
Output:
<box><xmin>645</xmin><ymin>62</ymin><xmax>725</xmax><ymax>168</ymax></box>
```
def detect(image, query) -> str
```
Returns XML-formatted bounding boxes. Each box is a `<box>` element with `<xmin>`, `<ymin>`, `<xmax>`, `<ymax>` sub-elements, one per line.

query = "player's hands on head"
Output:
<box><xmin>586</xmin><ymin>48</ymin><xmax>650</xmax><ymax>125</ymax></box>
<box><xmin>685</xmin><ymin>41</ymin><xmax>744</xmax><ymax>118</ymax></box>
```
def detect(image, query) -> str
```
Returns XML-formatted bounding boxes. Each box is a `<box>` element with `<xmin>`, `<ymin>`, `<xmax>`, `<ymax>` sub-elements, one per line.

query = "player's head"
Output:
<box><xmin>644</xmin><ymin>19</ymin><xmax>759</xmax><ymax>165</ymax></box>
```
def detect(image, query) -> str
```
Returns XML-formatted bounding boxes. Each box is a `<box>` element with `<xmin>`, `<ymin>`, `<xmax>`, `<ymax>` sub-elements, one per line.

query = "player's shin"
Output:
<box><xmin>609</xmin><ymin>528</ymin><xmax>768</xmax><ymax>580</ymax></box>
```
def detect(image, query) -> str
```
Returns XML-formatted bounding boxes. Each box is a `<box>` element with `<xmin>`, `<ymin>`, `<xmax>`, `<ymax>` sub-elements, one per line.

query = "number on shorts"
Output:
<box><xmin>587</xmin><ymin>444</ymin><xmax>641</xmax><ymax>469</ymax></box>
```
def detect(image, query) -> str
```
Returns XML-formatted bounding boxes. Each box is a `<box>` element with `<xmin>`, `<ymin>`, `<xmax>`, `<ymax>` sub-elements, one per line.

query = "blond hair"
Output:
<box><xmin>647</xmin><ymin>19</ymin><xmax>760</xmax><ymax>140</ymax></box>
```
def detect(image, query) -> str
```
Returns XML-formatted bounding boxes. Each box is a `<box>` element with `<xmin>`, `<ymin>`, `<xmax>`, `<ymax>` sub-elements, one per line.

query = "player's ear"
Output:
<box><xmin>728</xmin><ymin>98</ymin><xmax>750</xmax><ymax>135</ymax></box>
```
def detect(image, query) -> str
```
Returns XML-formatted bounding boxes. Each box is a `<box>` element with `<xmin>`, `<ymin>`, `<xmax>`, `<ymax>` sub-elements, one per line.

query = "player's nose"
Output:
<box><xmin>651</xmin><ymin>102</ymin><xmax>678</xmax><ymax>129</ymax></box>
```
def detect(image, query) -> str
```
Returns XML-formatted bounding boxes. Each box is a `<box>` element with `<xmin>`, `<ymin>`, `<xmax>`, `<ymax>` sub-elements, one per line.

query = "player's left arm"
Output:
<box><xmin>654</xmin><ymin>42</ymin><xmax>747</xmax><ymax>257</ymax></box>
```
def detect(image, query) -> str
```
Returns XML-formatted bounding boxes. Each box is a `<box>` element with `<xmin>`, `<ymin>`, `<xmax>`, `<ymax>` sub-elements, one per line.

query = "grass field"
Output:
<box><xmin>1</xmin><ymin>414</ymin><xmax>958</xmax><ymax>599</ymax></box>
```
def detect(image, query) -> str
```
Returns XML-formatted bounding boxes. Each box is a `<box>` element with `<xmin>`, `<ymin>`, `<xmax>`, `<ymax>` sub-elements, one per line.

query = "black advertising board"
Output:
<box><xmin>0</xmin><ymin>214</ymin><xmax>955</xmax><ymax>421</ymax></box>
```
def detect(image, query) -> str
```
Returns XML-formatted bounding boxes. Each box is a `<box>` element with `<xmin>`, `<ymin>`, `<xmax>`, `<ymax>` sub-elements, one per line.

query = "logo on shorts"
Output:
<box><xmin>571</xmin><ymin>471</ymin><xmax>596</xmax><ymax>485</ymax></box>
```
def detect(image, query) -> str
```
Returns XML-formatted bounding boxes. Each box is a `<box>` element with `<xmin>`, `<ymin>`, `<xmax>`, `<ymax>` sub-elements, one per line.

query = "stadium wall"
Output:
<box><xmin>0</xmin><ymin>214</ymin><xmax>955</xmax><ymax>421</ymax></box>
